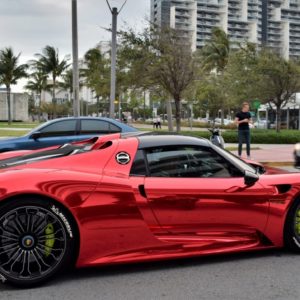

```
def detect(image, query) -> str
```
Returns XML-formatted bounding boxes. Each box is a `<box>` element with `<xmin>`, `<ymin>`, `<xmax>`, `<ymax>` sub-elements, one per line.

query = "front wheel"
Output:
<box><xmin>284</xmin><ymin>198</ymin><xmax>300</xmax><ymax>252</ymax></box>
<box><xmin>0</xmin><ymin>197</ymin><xmax>76</xmax><ymax>287</ymax></box>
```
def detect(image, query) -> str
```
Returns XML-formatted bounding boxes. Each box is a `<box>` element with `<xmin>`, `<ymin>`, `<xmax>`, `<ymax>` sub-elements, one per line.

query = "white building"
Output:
<box><xmin>0</xmin><ymin>90</ymin><xmax>29</xmax><ymax>121</ymax></box>
<box><xmin>151</xmin><ymin>0</ymin><xmax>300</xmax><ymax>58</ymax></box>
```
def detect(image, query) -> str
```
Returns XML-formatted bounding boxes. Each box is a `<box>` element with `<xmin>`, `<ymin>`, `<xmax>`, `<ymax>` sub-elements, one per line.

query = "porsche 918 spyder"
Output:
<box><xmin>0</xmin><ymin>133</ymin><xmax>299</xmax><ymax>287</ymax></box>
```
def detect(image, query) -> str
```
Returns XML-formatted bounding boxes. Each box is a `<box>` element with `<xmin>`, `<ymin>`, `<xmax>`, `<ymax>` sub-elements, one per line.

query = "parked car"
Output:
<box><xmin>253</xmin><ymin>119</ymin><xmax>268</xmax><ymax>129</ymax></box>
<box><xmin>0</xmin><ymin>133</ymin><xmax>299</xmax><ymax>287</ymax></box>
<box><xmin>214</xmin><ymin>118</ymin><xmax>234</xmax><ymax>126</ymax></box>
<box><xmin>294</xmin><ymin>143</ymin><xmax>300</xmax><ymax>167</ymax></box>
<box><xmin>0</xmin><ymin>117</ymin><xmax>138</xmax><ymax>152</ymax></box>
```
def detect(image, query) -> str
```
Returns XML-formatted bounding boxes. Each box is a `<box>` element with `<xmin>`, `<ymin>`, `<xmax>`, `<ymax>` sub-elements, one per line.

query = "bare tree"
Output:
<box><xmin>120</xmin><ymin>26</ymin><xmax>195</xmax><ymax>132</ymax></box>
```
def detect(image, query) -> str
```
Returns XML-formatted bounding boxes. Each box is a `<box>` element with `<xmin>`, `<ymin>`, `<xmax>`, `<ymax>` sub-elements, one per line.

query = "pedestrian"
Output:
<box><xmin>156</xmin><ymin>116</ymin><xmax>161</xmax><ymax>129</ymax></box>
<box><xmin>235</xmin><ymin>102</ymin><xmax>252</xmax><ymax>159</ymax></box>
<box><xmin>153</xmin><ymin>117</ymin><xmax>157</xmax><ymax>129</ymax></box>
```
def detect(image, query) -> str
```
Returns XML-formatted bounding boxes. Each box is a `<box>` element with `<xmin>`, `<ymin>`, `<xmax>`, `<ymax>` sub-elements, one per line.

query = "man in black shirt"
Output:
<box><xmin>235</xmin><ymin>102</ymin><xmax>252</xmax><ymax>159</ymax></box>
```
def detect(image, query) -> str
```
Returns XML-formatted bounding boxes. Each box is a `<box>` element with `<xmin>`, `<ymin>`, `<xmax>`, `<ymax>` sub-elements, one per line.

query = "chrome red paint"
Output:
<box><xmin>0</xmin><ymin>134</ymin><xmax>299</xmax><ymax>269</ymax></box>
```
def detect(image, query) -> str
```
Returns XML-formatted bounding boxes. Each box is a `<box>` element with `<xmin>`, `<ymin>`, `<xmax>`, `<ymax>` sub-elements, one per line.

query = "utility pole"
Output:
<box><xmin>110</xmin><ymin>7</ymin><xmax>118</xmax><ymax>119</ymax></box>
<box><xmin>72</xmin><ymin>0</ymin><xmax>80</xmax><ymax>117</ymax></box>
<box><xmin>105</xmin><ymin>0</ymin><xmax>127</xmax><ymax>119</ymax></box>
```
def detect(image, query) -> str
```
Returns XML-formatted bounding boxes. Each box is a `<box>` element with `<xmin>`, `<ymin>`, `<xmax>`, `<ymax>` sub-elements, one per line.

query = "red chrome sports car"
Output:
<box><xmin>0</xmin><ymin>133</ymin><xmax>299</xmax><ymax>287</ymax></box>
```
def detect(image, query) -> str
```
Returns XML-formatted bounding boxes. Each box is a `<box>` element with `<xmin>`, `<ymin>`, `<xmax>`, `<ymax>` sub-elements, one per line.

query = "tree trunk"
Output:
<box><xmin>166</xmin><ymin>99</ymin><xmax>173</xmax><ymax>132</ymax></box>
<box><xmin>53</xmin><ymin>77</ymin><xmax>57</xmax><ymax>119</ymax></box>
<box><xmin>221</xmin><ymin>105</ymin><xmax>225</xmax><ymax>125</ymax></box>
<box><xmin>6</xmin><ymin>86</ymin><xmax>11</xmax><ymax>125</ymax></box>
<box><xmin>38</xmin><ymin>89</ymin><xmax>42</xmax><ymax>122</ymax></box>
<box><xmin>174</xmin><ymin>97</ymin><xmax>181</xmax><ymax>133</ymax></box>
<box><xmin>96</xmin><ymin>96</ymin><xmax>100</xmax><ymax>117</ymax></box>
<box><xmin>276</xmin><ymin>106</ymin><xmax>281</xmax><ymax>133</ymax></box>
<box><xmin>143</xmin><ymin>90</ymin><xmax>146</xmax><ymax>122</ymax></box>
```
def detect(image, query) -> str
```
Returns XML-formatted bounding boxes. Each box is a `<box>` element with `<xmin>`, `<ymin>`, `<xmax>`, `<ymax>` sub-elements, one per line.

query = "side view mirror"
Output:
<box><xmin>244</xmin><ymin>170</ymin><xmax>259</xmax><ymax>186</ymax></box>
<box><xmin>30</xmin><ymin>131</ymin><xmax>41</xmax><ymax>140</ymax></box>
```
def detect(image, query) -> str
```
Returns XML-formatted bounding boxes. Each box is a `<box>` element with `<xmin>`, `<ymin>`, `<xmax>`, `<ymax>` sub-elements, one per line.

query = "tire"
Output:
<box><xmin>284</xmin><ymin>197</ymin><xmax>300</xmax><ymax>252</ymax></box>
<box><xmin>0</xmin><ymin>197</ymin><xmax>77</xmax><ymax>287</ymax></box>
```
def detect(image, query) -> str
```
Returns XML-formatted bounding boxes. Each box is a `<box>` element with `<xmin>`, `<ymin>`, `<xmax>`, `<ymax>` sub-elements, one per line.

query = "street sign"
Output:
<box><xmin>253</xmin><ymin>99</ymin><xmax>261</xmax><ymax>110</ymax></box>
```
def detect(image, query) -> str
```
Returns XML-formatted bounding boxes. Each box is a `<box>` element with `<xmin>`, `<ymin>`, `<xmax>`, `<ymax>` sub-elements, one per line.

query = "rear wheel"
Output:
<box><xmin>284</xmin><ymin>198</ymin><xmax>300</xmax><ymax>252</ymax></box>
<box><xmin>0</xmin><ymin>197</ymin><xmax>76</xmax><ymax>287</ymax></box>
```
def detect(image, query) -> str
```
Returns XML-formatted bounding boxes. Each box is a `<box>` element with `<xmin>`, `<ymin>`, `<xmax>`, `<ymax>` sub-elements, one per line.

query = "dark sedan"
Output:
<box><xmin>0</xmin><ymin>117</ymin><xmax>138</xmax><ymax>152</ymax></box>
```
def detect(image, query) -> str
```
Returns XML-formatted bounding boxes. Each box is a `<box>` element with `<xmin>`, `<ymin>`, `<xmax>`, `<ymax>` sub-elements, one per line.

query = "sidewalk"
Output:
<box><xmin>227</xmin><ymin>143</ymin><xmax>294</xmax><ymax>165</ymax></box>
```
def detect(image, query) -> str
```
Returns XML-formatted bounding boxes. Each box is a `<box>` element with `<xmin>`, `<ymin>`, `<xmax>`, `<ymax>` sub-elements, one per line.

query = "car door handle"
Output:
<box><xmin>138</xmin><ymin>185</ymin><xmax>147</xmax><ymax>198</ymax></box>
<box><xmin>225</xmin><ymin>186</ymin><xmax>246</xmax><ymax>193</ymax></box>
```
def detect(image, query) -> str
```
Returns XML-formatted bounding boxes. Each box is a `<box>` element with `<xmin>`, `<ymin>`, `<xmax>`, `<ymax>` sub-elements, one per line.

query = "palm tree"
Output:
<box><xmin>0</xmin><ymin>47</ymin><xmax>28</xmax><ymax>124</ymax></box>
<box><xmin>25</xmin><ymin>70</ymin><xmax>48</xmax><ymax>121</ymax></box>
<box><xmin>33</xmin><ymin>46</ymin><xmax>70</xmax><ymax>118</ymax></box>
<box><xmin>200</xmin><ymin>28</ymin><xmax>231</xmax><ymax>124</ymax></box>
<box><xmin>59</xmin><ymin>68</ymin><xmax>73</xmax><ymax>99</ymax></box>
<box><xmin>81</xmin><ymin>48</ymin><xmax>110</xmax><ymax>116</ymax></box>
<box><xmin>201</xmin><ymin>27</ymin><xmax>230</xmax><ymax>73</ymax></box>
<box><xmin>59</xmin><ymin>68</ymin><xmax>84</xmax><ymax>114</ymax></box>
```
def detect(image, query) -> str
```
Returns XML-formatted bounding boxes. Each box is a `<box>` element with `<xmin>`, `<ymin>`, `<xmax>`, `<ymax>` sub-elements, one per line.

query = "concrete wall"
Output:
<box><xmin>0</xmin><ymin>92</ymin><xmax>29</xmax><ymax>121</ymax></box>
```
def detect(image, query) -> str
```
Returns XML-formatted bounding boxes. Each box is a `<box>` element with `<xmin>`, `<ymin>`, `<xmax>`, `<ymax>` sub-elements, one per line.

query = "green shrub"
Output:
<box><xmin>180</xmin><ymin>129</ymin><xmax>300</xmax><ymax>144</ymax></box>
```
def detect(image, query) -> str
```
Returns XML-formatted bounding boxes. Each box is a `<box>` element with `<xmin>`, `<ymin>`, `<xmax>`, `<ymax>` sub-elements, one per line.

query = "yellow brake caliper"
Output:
<box><xmin>45</xmin><ymin>224</ymin><xmax>55</xmax><ymax>257</ymax></box>
<box><xmin>296</xmin><ymin>209</ymin><xmax>300</xmax><ymax>235</ymax></box>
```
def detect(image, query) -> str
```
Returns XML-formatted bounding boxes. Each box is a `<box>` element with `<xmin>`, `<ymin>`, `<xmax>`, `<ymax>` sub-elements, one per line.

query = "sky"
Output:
<box><xmin>0</xmin><ymin>0</ymin><xmax>150</xmax><ymax>92</ymax></box>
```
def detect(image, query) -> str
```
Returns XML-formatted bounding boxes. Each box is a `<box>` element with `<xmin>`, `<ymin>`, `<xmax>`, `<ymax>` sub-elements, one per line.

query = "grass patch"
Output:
<box><xmin>136</xmin><ymin>128</ymin><xmax>300</xmax><ymax>144</ymax></box>
<box><xmin>181</xmin><ymin>129</ymin><xmax>300</xmax><ymax>144</ymax></box>
<box><xmin>0</xmin><ymin>130</ymin><xmax>29</xmax><ymax>137</ymax></box>
<box><xmin>0</xmin><ymin>122</ymin><xmax>39</xmax><ymax>129</ymax></box>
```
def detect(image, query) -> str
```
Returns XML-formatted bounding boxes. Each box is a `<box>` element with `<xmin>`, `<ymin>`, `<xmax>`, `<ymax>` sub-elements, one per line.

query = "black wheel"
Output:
<box><xmin>0</xmin><ymin>197</ymin><xmax>76</xmax><ymax>287</ymax></box>
<box><xmin>284</xmin><ymin>198</ymin><xmax>300</xmax><ymax>252</ymax></box>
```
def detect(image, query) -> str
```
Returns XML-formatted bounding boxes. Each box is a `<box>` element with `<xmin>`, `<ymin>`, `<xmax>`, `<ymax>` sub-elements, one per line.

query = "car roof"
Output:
<box><xmin>28</xmin><ymin>117</ymin><xmax>138</xmax><ymax>134</ymax></box>
<box><xmin>136</xmin><ymin>134</ymin><xmax>210</xmax><ymax>149</ymax></box>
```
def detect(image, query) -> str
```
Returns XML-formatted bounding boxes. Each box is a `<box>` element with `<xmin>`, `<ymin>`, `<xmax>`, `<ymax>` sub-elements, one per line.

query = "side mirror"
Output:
<box><xmin>244</xmin><ymin>170</ymin><xmax>259</xmax><ymax>186</ymax></box>
<box><xmin>30</xmin><ymin>131</ymin><xmax>41</xmax><ymax>140</ymax></box>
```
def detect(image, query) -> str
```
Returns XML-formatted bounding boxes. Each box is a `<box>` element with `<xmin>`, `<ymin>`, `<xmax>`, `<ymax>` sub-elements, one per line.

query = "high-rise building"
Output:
<box><xmin>150</xmin><ymin>0</ymin><xmax>300</xmax><ymax>59</ymax></box>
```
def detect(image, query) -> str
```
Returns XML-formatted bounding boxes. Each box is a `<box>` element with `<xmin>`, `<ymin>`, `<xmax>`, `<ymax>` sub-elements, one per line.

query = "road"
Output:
<box><xmin>1</xmin><ymin>250</ymin><xmax>300</xmax><ymax>300</ymax></box>
<box><xmin>1</xmin><ymin>165</ymin><xmax>300</xmax><ymax>300</ymax></box>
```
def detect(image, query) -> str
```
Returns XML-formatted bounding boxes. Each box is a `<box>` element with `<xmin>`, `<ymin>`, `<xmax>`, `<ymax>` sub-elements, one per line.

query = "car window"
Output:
<box><xmin>130</xmin><ymin>150</ymin><xmax>147</xmax><ymax>176</ymax></box>
<box><xmin>80</xmin><ymin>120</ymin><xmax>121</xmax><ymax>134</ymax></box>
<box><xmin>146</xmin><ymin>146</ymin><xmax>243</xmax><ymax>178</ymax></box>
<box><xmin>39</xmin><ymin>120</ymin><xmax>77</xmax><ymax>137</ymax></box>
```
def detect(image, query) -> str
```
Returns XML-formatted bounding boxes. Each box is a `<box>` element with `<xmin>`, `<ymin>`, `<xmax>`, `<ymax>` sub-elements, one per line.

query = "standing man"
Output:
<box><xmin>235</xmin><ymin>102</ymin><xmax>252</xmax><ymax>159</ymax></box>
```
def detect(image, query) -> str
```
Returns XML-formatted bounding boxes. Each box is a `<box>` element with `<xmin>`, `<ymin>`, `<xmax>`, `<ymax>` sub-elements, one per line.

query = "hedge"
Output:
<box><xmin>180</xmin><ymin>129</ymin><xmax>300</xmax><ymax>144</ymax></box>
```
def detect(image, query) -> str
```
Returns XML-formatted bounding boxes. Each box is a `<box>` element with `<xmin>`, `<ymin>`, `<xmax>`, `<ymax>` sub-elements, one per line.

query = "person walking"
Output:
<box><xmin>235</xmin><ymin>102</ymin><xmax>252</xmax><ymax>159</ymax></box>
<box><xmin>153</xmin><ymin>117</ymin><xmax>157</xmax><ymax>129</ymax></box>
<box><xmin>156</xmin><ymin>116</ymin><xmax>161</xmax><ymax>129</ymax></box>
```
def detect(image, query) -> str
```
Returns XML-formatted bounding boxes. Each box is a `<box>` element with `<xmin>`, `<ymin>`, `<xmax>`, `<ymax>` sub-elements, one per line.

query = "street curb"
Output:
<box><xmin>261</xmin><ymin>161</ymin><xmax>293</xmax><ymax>167</ymax></box>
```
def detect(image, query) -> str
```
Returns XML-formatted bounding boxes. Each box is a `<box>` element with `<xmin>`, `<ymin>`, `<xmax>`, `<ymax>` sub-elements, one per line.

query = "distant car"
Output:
<box><xmin>214</xmin><ymin>118</ymin><xmax>234</xmax><ymax>126</ymax></box>
<box><xmin>0</xmin><ymin>117</ymin><xmax>138</xmax><ymax>152</ymax></box>
<box><xmin>294</xmin><ymin>143</ymin><xmax>300</xmax><ymax>167</ymax></box>
<box><xmin>253</xmin><ymin>119</ymin><xmax>268</xmax><ymax>129</ymax></box>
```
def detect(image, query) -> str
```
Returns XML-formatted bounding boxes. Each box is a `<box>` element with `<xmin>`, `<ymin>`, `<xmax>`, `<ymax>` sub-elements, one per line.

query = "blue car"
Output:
<box><xmin>0</xmin><ymin>117</ymin><xmax>139</xmax><ymax>152</ymax></box>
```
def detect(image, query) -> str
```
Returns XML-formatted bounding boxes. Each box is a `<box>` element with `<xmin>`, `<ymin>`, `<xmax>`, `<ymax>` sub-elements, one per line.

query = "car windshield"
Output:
<box><xmin>211</xmin><ymin>144</ymin><xmax>257</xmax><ymax>174</ymax></box>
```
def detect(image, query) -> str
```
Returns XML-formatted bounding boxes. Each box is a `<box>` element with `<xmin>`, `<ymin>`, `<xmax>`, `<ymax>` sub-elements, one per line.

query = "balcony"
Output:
<box><xmin>197</xmin><ymin>5</ymin><xmax>221</xmax><ymax>13</ymax></box>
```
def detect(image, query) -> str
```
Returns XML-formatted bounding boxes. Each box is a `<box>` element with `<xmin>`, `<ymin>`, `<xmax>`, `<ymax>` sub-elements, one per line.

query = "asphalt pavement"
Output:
<box><xmin>1</xmin><ymin>249</ymin><xmax>300</xmax><ymax>300</ymax></box>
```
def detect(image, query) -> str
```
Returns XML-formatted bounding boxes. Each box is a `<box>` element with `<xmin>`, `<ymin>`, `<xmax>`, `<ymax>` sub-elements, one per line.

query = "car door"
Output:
<box><xmin>142</xmin><ymin>145</ymin><xmax>271</xmax><ymax>246</ymax></box>
<box><xmin>26</xmin><ymin>119</ymin><xmax>79</xmax><ymax>149</ymax></box>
